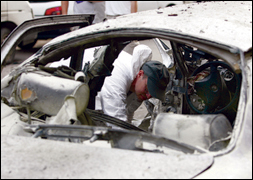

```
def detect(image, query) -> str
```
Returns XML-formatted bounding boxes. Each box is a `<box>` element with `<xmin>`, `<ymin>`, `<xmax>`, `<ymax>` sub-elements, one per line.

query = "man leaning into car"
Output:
<box><xmin>96</xmin><ymin>44</ymin><xmax>170</xmax><ymax>128</ymax></box>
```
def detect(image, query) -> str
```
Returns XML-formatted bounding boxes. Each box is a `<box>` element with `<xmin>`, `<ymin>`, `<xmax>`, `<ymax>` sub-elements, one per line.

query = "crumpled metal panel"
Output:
<box><xmin>1</xmin><ymin>135</ymin><xmax>213</xmax><ymax>179</ymax></box>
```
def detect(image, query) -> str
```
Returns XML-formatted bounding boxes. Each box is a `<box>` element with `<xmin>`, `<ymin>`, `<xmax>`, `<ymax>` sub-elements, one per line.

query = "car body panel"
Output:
<box><xmin>1</xmin><ymin>1</ymin><xmax>252</xmax><ymax>179</ymax></box>
<box><xmin>1</xmin><ymin>134</ymin><xmax>213</xmax><ymax>179</ymax></box>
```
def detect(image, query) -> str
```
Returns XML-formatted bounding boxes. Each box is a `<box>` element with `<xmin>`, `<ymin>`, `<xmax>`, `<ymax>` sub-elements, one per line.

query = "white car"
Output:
<box><xmin>1</xmin><ymin>1</ymin><xmax>37</xmax><ymax>49</ymax></box>
<box><xmin>1</xmin><ymin>1</ymin><xmax>252</xmax><ymax>179</ymax></box>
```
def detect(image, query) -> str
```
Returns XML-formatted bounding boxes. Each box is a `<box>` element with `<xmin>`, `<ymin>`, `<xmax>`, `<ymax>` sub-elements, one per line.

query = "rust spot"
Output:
<box><xmin>233</xmin><ymin>63</ymin><xmax>241</xmax><ymax>74</ymax></box>
<box><xmin>21</xmin><ymin>87</ymin><xmax>33</xmax><ymax>100</ymax></box>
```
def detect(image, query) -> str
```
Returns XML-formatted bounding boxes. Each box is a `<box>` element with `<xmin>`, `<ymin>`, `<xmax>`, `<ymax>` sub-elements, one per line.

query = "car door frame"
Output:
<box><xmin>1</xmin><ymin>14</ymin><xmax>94</xmax><ymax>69</ymax></box>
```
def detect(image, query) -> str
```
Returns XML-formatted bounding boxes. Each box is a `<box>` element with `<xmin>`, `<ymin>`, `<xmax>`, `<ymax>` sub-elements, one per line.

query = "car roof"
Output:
<box><xmin>49</xmin><ymin>1</ymin><xmax>252</xmax><ymax>52</ymax></box>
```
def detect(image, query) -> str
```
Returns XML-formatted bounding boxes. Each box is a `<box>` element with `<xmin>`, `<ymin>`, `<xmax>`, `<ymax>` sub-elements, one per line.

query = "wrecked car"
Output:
<box><xmin>1</xmin><ymin>1</ymin><xmax>252</xmax><ymax>179</ymax></box>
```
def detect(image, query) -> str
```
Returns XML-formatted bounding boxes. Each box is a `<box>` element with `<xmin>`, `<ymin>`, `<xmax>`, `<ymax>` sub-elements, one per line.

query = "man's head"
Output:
<box><xmin>132</xmin><ymin>61</ymin><xmax>170</xmax><ymax>101</ymax></box>
<box><xmin>142</xmin><ymin>61</ymin><xmax>170</xmax><ymax>101</ymax></box>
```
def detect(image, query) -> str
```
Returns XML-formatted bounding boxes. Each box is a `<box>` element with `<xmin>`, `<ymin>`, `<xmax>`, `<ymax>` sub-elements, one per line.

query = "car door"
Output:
<box><xmin>1</xmin><ymin>14</ymin><xmax>94</xmax><ymax>67</ymax></box>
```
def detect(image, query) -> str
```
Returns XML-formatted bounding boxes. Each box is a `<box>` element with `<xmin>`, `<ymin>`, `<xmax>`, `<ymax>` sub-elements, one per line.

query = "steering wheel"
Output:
<box><xmin>185</xmin><ymin>61</ymin><xmax>240</xmax><ymax>114</ymax></box>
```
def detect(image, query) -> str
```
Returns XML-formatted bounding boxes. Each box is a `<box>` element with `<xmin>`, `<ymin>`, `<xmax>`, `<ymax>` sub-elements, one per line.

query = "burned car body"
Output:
<box><xmin>1</xmin><ymin>1</ymin><xmax>252</xmax><ymax>179</ymax></box>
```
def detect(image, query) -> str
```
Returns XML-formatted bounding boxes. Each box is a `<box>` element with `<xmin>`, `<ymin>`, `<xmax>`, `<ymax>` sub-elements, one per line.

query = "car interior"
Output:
<box><xmin>1</xmin><ymin>36</ymin><xmax>242</xmax><ymax>153</ymax></box>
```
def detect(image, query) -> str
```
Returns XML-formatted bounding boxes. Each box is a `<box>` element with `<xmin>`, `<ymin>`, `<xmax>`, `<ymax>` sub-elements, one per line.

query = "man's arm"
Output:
<box><xmin>131</xmin><ymin>1</ymin><xmax>137</xmax><ymax>13</ymax></box>
<box><xmin>61</xmin><ymin>1</ymin><xmax>69</xmax><ymax>15</ymax></box>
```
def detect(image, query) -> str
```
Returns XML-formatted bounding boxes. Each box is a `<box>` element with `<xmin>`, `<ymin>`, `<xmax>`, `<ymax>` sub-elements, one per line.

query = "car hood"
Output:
<box><xmin>48</xmin><ymin>1</ymin><xmax>252</xmax><ymax>53</ymax></box>
<box><xmin>1</xmin><ymin>134</ymin><xmax>213</xmax><ymax>179</ymax></box>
